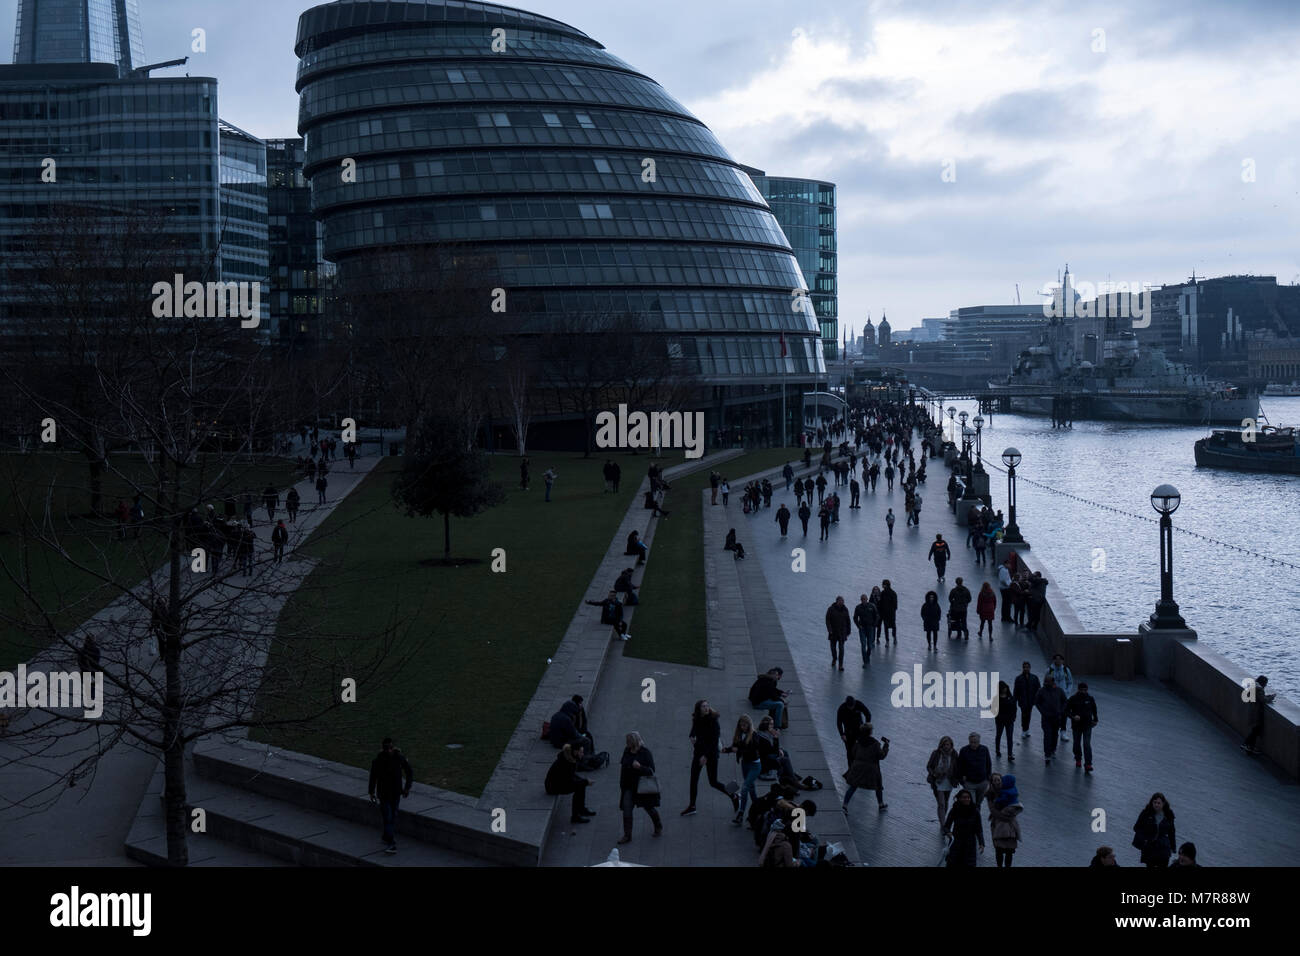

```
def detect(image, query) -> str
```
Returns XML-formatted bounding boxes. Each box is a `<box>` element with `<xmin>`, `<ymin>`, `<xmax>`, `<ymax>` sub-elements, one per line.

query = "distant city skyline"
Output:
<box><xmin>3</xmin><ymin>0</ymin><xmax>1297</xmax><ymax>329</ymax></box>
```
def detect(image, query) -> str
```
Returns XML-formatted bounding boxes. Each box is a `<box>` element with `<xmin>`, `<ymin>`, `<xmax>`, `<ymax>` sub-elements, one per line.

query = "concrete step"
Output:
<box><xmin>125</xmin><ymin>760</ymin><xmax>489</xmax><ymax>867</ymax></box>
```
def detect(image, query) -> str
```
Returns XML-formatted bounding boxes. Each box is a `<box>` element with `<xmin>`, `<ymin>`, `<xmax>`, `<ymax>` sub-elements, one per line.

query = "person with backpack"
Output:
<box><xmin>368</xmin><ymin>737</ymin><xmax>414</xmax><ymax>854</ymax></box>
<box><xmin>988</xmin><ymin>773</ymin><xmax>1023</xmax><ymax>867</ymax></box>
<box><xmin>928</xmin><ymin>533</ymin><xmax>951</xmax><ymax>581</ymax></box>
<box><xmin>921</xmin><ymin>590</ymin><xmax>943</xmax><ymax>649</ymax></box>
<box><xmin>854</xmin><ymin>594</ymin><xmax>880</xmax><ymax>664</ymax></box>
<box><xmin>271</xmin><ymin>519</ymin><xmax>288</xmax><ymax>564</ymax></box>
<box><xmin>285</xmin><ymin>487</ymin><xmax>300</xmax><ymax>523</ymax></box>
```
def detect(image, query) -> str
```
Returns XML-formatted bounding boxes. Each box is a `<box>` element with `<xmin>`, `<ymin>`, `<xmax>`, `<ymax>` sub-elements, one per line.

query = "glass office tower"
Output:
<box><xmin>750</xmin><ymin>176</ymin><xmax>837</xmax><ymax>360</ymax></box>
<box><xmin>295</xmin><ymin>0</ymin><xmax>825</xmax><ymax>445</ymax></box>
<box><xmin>266</xmin><ymin>137</ymin><xmax>332</xmax><ymax>348</ymax></box>
<box><xmin>13</xmin><ymin>0</ymin><xmax>146</xmax><ymax>75</ymax></box>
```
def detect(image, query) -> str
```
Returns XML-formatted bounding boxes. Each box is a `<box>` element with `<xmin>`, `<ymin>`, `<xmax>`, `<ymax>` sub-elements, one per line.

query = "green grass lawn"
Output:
<box><xmin>251</xmin><ymin>450</ymin><xmax>670</xmax><ymax>797</ymax></box>
<box><xmin>0</xmin><ymin>452</ymin><xmax>299</xmax><ymax>670</ymax></box>
<box><xmin>627</xmin><ymin>448</ymin><xmax>803</xmax><ymax>665</ymax></box>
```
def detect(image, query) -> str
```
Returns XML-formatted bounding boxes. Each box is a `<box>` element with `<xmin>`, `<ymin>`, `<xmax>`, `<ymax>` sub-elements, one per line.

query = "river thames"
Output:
<box><xmin>943</xmin><ymin>396</ymin><xmax>1300</xmax><ymax>697</ymax></box>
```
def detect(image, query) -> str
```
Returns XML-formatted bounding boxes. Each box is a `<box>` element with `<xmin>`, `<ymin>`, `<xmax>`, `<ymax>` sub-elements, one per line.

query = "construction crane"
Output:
<box><xmin>1015</xmin><ymin>283</ymin><xmax>1021</xmax><ymax>304</ymax></box>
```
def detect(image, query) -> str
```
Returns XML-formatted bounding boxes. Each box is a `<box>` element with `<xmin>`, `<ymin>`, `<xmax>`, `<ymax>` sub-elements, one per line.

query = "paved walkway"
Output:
<box><xmin>540</xmin><ymin>456</ymin><xmax>854</xmax><ymax>867</ymax></box>
<box><xmin>0</xmin><ymin>448</ymin><xmax>380</xmax><ymax>865</ymax></box>
<box><xmin>745</xmin><ymin>441</ymin><xmax>1300</xmax><ymax>865</ymax></box>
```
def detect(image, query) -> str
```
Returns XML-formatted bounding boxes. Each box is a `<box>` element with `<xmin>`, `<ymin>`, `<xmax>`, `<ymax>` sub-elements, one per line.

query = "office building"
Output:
<box><xmin>13</xmin><ymin>0</ymin><xmax>145</xmax><ymax>74</ymax></box>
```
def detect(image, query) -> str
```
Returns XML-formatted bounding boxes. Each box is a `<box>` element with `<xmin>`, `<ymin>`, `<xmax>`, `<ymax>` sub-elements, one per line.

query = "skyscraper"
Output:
<box><xmin>13</xmin><ymin>0</ymin><xmax>145</xmax><ymax>75</ymax></box>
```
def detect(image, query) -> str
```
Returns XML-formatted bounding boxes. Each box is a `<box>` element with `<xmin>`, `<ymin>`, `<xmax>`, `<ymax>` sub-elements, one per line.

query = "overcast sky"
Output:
<box><xmin>5</xmin><ymin>0</ymin><xmax>1298</xmax><ymax>331</ymax></box>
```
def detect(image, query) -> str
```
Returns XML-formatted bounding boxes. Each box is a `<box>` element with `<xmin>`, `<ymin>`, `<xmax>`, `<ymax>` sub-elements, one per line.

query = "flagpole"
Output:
<box><xmin>781</xmin><ymin>332</ymin><xmax>787</xmax><ymax>449</ymax></box>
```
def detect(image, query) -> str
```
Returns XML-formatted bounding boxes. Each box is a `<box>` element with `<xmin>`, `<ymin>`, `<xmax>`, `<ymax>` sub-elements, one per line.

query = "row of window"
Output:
<box><xmin>3</xmin><ymin>163</ymin><xmax>214</xmax><ymax>185</ymax></box>
<box><xmin>304</xmin><ymin>108</ymin><xmax>724</xmax><ymax>162</ymax></box>
<box><xmin>753</xmin><ymin>177</ymin><xmax>836</xmax><ymax>206</ymax></box>
<box><xmin>324</xmin><ymin>197</ymin><xmax>790</xmax><ymax>247</ymax></box>
<box><xmin>297</xmin><ymin>29</ymin><xmax>635</xmax><ymax>85</ymax></box>
<box><xmin>0</xmin><ymin>87</ymin><xmax>214</xmax><ymax>121</ymax></box>
<box><xmin>465</xmin><ymin>288</ymin><xmax>820</xmax><ymax>331</ymax></box>
<box><xmin>0</xmin><ymin>129</ymin><xmax>215</xmax><ymax>154</ymax></box>
<box><xmin>300</xmin><ymin>61</ymin><xmax>683</xmax><ymax>118</ymax></box>
<box><xmin>309</xmin><ymin>152</ymin><xmax>763</xmax><ymax>208</ymax></box>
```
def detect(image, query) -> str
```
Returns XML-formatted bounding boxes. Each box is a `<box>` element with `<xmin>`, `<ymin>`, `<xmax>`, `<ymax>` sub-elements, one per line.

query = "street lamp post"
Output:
<box><xmin>1001</xmin><ymin>447</ymin><xmax>1024</xmax><ymax>544</ymax></box>
<box><xmin>972</xmin><ymin>414</ymin><xmax>985</xmax><ymax>468</ymax></box>
<box><xmin>946</xmin><ymin>406</ymin><xmax>956</xmax><ymax>443</ymax></box>
<box><xmin>1149</xmin><ymin>484</ymin><xmax>1186</xmax><ymax>629</ymax></box>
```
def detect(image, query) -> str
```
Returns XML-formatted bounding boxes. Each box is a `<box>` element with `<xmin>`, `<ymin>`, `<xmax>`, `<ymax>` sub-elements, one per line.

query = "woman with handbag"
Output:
<box><xmin>1131</xmin><ymin>792</ymin><xmax>1176</xmax><ymax>867</ymax></box>
<box><xmin>619</xmin><ymin>732</ymin><xmax>663</xmax><ymax>844</ymax></box>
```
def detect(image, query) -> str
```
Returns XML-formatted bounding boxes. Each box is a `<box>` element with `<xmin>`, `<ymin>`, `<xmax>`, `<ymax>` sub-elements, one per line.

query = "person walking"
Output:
<box><xmin>1013</xmin><ymin>661</ymin><xmax>1040</xmax><ymax>742</ymax></box>
<box><xmin>782</xmin><ymin>461</ymin><xmax>794</xmax><ymax>491</ymax></box>
<box><xmin>262</xmin><ymin>485</ymin><xmax>278</xmax><ymax>523</ymax></box>
<box><xmin>973</xmin><ymin>527</ymin><xmax>988</xmax><ymax>566</ymax></box>
<box><xmin>722</xmin><ymin>715</ymin><xmax>762</xmax><ymax>825</ymax></box>
<box><xmin>545</xmin><ymin>743</ymin><xmax>596</xmax><ymax>824</ymax></box>
<box><xmin>854</xmin><ymin>594</ymin><xmax>880</xmax><ymax>663</ymax></box>
<box><xmin>1010</xmin><ymin>574</ymin><xmax>1028</xmax><ymax>627</ymax></box>
<box><xmin>928</xmin><ymin>533</ymin><xmax>951</xmax><ymax>581</ymax></box>
<box><xmin>911</xmin><ymin>492</ymin><xmax>922</xmax><ymax>527</ymax></box>
<box><xmin>710</xmin><ymin>470</ymin><xmax>721</xmax><ymax>505</ymax></box>
<box><xmin>976</xmin><ymin>582</ymin><xmax>997</xmax><ymax>639</ymax></box>
<box><xmin>998</xmin><ymin>560</ymin><xmax>1014</xmax><ymax>621</ymax></box>
<box><xmin>927</xmin><ymin>736</ymin><xmax>960</xmax><ymax>830</ymax></box>
<box><xmin>836</xmin><ymin>696</ymin><xmax>872</xmax><ymax>766</ymax></box>
<box><xmin>884</xmin><ymin>461</ymin><xmax>895</xmax><ymax>491</ymax></box>
<box><xmin>956</xmin><ymin>732</ymin><xmax>993</xmax><ymax>808</ymax></box>
<box><xmin>842</xmin><ymin>724</ymin><xmax>889</xmax><ymax>812</ymax></box>
<box><xmin>682</xmin><ymin>700</ymin><xmax>740</xmax><ymax>817</ymax></box>
<box><xmin>815</xmin><ymin>471</ymin><xmax>827</xmax><ymax>504</ymax></box>
<box><xmin>619</xmin><ymin>732</ymin><xmax>663</xmax><ymax>843</ymax></box>
<box><xmin>1066</xmin><ymin>681</ymin><xmax>1099</xmax><ymax>771</ymax></box>
<box><xmin>921</xmin><ymin>591</ymin><xmax>942</xmax><ymax>650</ymax></box>
<box><xmin>1131</xmin><ymin>793</ymin><xmax>1176</xmax><ymax>868</ymax></box>
<box><xmin>994</xmin><ymin>680</ymin><xmax>1016</xmax><ymax>762</ymax></box>
<box><xmin>1242</xmin><ymin>674</ymin><xmax>1276</xmax><ymax>755</ymax></box>
<box><xmin>368</xmin><ymin>737</ymin><xmax>414</xmax><ymax>854</ymax></box>
<box><xmin>797</xmin><ymin>500</ymin><xmax>811</xmax><ymax>536</ymax></box>
<box><xmin>1034</xmin><ymin>675</ymin><xmax>1068</xmax><ymax>764</ymax></box>
<box><xmin>774</xmin><ymin>502</ymin><xmax>791</xmax><ymax>536</ymax></box>
<box><xmin>947</xmin><ymin>577</ymin><xmax>972</xmax><ymax>640</ymax></box>
<box><xmin>878</xmin><ymin>580</ymin><xmax>899</xmax><ymax>644</ymax></box>
<box><xmin>315</xmin><ymin>474</ymin><xmax>328</xmax><ymax>505</ymax></box>
<box><xmin>885</xmin><ymin>507</ymin><xmax>895</xmax><ymax>540</ymax></box>
<box><xmin>286</xmin><ymin>487</ymin><xmax>300</xmax><ymax>523</ymax></box>
<box><xmin>271</xmin><ymin>519</ymin><xmax>288</xmax><ymax>564</ymax></box>
<box><xmin>818</xmin><ymin>501</ymin><xmax>832</xmax><ymax>541</ymax></box>
<box><xmin>721</xmin><ymin>479</ymin><xmax>730</xmax><ymax>507</ymax></box>
<box><xmin>1026</xmin><ymin>571</ymin><xmax>1050</xmax><ymax>633</ymax></box>
<box><xmin>543</xmin><ymin>467</ymin><xmax>557</xmax><ymax>502</ymax></box>
<box><xmin>943</xmin><ymin>789</ymin><xmax>985</xmax><ymax>867</ymax></box>
<box><xmin>1046</xmin><ymin>654</ymin><xmax>1074</xmax><ymax>740</ymax></box>
<box><xmin>988</xmin><ymin>774</ymin><xmax>1023</xmax><ymax>868</ymax></box>
<box><xmin>826</xmin><ymin>596</ymin><xmax>852</xmax><ymax>670</ymax></box>
<box><xmin>849</xmin><ymin>476</ymin><xmax>861</xmax><ymax>509</ymax></box>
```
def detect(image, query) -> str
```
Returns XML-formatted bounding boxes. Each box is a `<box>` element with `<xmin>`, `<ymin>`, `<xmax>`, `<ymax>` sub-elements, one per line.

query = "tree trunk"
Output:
<box><xmin>443</xmin><ymin>510</ymin><xmax>451</xmax><ymax>560</ymax></box>
<box><xmin>162</xmin><ymin>453</ymin><xmax>189</xmax><ymax>865</ymax></box>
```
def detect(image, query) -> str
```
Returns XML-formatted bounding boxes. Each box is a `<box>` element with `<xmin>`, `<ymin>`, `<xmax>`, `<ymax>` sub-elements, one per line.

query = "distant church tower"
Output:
<box><xmin>863</xmin><ymin>317</ymin><xmax>875</xmax><ymax>350</ymax></box>
<box><xmin>878</xmin><ymin>312</ymin><xmax>891</xmax><ymax>349</ymax></box>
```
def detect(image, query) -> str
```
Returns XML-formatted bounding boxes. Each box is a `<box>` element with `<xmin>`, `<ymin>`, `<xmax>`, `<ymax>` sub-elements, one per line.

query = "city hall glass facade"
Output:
<box><xmin>295</xmin><ymin>0</ymin><xmax>825</xmax><ymax>438</ymax></box>
<box><xmin>750</xmin><ymin>175</ymin><xmax>837</xmax><ymax>360</ymax></box>
<box><xmin>13</xmin><ymin>0</ymin><xmax>145</xmax><ymax>75</ymax></box>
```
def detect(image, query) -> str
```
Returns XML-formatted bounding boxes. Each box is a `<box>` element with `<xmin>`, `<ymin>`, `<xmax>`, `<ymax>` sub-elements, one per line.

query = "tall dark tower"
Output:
<box><xmin>878</xmin><ymin>312</ymin><xmax>892</xmax><ymax>349</ymax></box>
<box><xmin>13</xmin><ymin>0</ymin><xmax>145</xmax><ymax>75</ymax></box>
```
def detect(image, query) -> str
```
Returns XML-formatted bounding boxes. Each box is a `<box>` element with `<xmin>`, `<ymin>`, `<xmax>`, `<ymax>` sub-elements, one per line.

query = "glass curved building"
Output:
<box><xmin>295</xmin><ymin>0</ymin><xmax>825</xmax><ymax>442</ymax></box>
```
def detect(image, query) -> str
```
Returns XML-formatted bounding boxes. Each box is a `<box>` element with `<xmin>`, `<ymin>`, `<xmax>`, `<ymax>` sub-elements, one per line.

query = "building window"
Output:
<box><xmin>593</xmin><ymin>157</ymin><xmax>612</xmax><ymax>173</ymax></box>
<box><xmin>575</xmin><ymin>113</ymin><xmax>595</xmax><ymax>129</ymax></box>
<box><xmin>542</xmin><ymin>112</ymin><xmax>561</xmax><ymax>127</ymax></box>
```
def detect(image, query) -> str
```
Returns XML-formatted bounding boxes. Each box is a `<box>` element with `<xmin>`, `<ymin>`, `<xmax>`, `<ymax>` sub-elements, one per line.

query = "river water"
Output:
<box><xmin>942</xmin><ymin>396</ymin><xmax>1300</xmax><ymax>698</ymax></box>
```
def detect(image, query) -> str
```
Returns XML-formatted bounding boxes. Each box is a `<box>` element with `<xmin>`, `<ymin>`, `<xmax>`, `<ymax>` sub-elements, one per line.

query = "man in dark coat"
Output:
<box><xmin>835</xmin><ymin>696</ymin><xmax>871</xmax><ymax>765</ymax></box>
<box><xmin>775</xmin><ymin>503</ymin><xmax>791</xmax><ymax>536</ymax></box>
<box><xmin>1013</xmin><ymin>661</ymin><xmax>1040</xmax><ymax>740</ymax></box>
<box><xmin>956</xmin><ymin>732</ymin><xmax>993</xmax><ymax>807</ymax></box>
<box><xmin>825</xmin><ymin>596</ymin><xmax>852</xmax><ymax>670</ymax></box>
<box><xmin>1034</xmin><ymin>676</ymin><xmax>1069</xmax><ymax>764</ymax></box>
<box><xmin>368</xmin><ymin>737</ymin><xmax>414</xmax><ymax>854</ymax></box>
<box><xmin>947</xmin><ymin>576</ymin><xmax>972</xmax><ymax>640</ymax></box>
<box><xmin>545</xmin><ymin>744</ymin><xmax>595</xmax><ymax>824</ymax></box>
<box><xmin>1066</xmin><ymin>682</ymin><xmax>1099</xmax><ymax>771</ymax></box>
<box><xmin>853</xmin><ymin>594</ymin><xmax>880</xmax><ymax>664</ymax></box>
<box><xmin>878</xmin><ymin>580</ymin><xmax>899</xmax><ymax>643</ymax></box>
<box><xmin>585</xmin><ymin>590</ymin><xmax>624</xmax><ymax>633</ymax></box>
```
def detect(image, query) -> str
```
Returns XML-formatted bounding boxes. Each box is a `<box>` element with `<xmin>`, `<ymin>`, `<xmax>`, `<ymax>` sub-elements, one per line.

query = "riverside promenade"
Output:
<box><xmin>745</xmin><ymin>450</ymin><xmax>1300</xmax><ymax>866</ymax></box>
